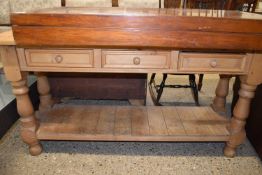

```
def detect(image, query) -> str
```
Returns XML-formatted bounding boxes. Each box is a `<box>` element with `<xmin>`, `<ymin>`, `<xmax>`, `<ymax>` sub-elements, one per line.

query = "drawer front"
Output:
<box><xmin>178</xmin><ymin>53</ymin><xmax>249</xmax><ymax>73</ymax></box>
<box><xmin>102</xmin><ymin>50</ymin><xmax>171</xmax><ymax>69</ymax></box>
<box><xmin>25</xmin><ymin>49</ymin><xmax>94</xmax><ymax>68</ymax></box>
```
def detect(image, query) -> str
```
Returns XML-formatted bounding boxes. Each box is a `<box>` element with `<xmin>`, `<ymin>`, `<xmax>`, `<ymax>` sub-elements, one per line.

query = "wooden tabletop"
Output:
<box><xmin>12</xmin><ymin>7</ymin><xmax>262</xmax><ymax>20</ymax></box>
<box><xmin>10</xmin><ymin>7</ymin><xmax>262</xmax><ymax>51</ymax></box>
<box><xmin>0</xmin><ymin>30</ymin><xmax>15</xmax><ymax>46</ymax></box>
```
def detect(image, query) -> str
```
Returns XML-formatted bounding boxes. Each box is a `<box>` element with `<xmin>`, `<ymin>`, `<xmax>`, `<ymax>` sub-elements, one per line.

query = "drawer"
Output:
<box><xmin>25</xmin><ymin>49</ymin><xmax>94</xmax><ymax>68</ymax></box>
<box><xmin>178</xmin><ymin>53</ymin><xmax>249</xmax><ymax>73</ymax></box>
<box><xmin>102</xmin><ymin>50</ymin><xmax>171</xmax><ymax>69</ymax></box>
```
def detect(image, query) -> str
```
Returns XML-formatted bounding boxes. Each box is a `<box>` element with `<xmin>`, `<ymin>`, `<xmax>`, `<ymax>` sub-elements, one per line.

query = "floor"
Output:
<box><xmin>0</xmin><ymin>75</ymin><xmax>262</xmax><ymax>175</ymax></box>
<box><xmin>0</xmin><ymin>74</ymin><xmax>36</xmax><ymax>110</ymax></box>
<box><xmin>0</xmin><ymin>49</ymin><xmax>14</xmax><ymax>109</ymax></box>
<box><xmin>0</xmin><ymin>74</ymin><xmax>15</xmax><ymax>109</ymax></box>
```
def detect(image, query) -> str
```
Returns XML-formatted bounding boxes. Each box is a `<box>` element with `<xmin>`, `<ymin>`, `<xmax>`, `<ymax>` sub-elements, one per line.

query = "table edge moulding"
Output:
<box><xmin>0</xmin><ymin>7</ymin><xmax>262</xmax><ymax>157</ymax></box>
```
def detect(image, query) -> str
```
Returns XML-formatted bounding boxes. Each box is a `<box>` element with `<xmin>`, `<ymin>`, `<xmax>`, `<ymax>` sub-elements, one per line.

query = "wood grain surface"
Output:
<box><xmin>11</xmin><ymin>7</ymin><xmax>262</xmax><ymax>51</ymax></box>
<box><xmin>0</xmin><ymin>30</ymin><xmax>15</xmax><ymax>46</ymax></box>
<box><xmin>36</xmin><ymin>105</ymin><xmax>230</xmax><ymax>141</ymax></box>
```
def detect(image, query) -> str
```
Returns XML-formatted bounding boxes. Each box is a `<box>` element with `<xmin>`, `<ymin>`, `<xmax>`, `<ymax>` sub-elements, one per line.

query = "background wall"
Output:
<box><xmin>0</xmin><ymin>0</ymin><xmax>61</xmax><ymax>25</ymax></box>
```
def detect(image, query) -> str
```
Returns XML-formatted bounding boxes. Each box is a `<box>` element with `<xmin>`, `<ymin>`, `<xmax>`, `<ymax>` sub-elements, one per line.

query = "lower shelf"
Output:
<box><xmin>36</xmin><ymin>105</ymin><xmax>230</xmax><ymax>142</ymax></box>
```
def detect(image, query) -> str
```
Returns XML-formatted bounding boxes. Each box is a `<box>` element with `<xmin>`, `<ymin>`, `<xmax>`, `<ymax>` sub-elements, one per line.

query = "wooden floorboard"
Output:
<box><xmin>147</xmin><ymin>107</ymin><xmax>168</xmax><ymax>136</ymax></box>
<box><xmin>162</xmin><ymin>106</ymin><xmax>186</xmax><ymax>135</ymax></box>
<box><xmin>114</xmin><ymin>107</ymin><xmax>131</xmax><ymax>135</ymax></box>
<box><xmin>191</xmin><ymin>107</ymin><xmax>217</xmax><ymax>135</ymax></box>
<box><xmin>96</xmin><ymin>106</ymin><xmax>115</xmax><ymax>135</ymax></box>
<box><xmin>205</xmin><ymin>107</ymin><xmax>230</xmax><ymax>135</ymax></box>
<box><xmin>131</xmin><ymin>107</ymin><xmax>150</xmax><ymax>136</ymax></box>
<box><xmin>78</xmin><ymin>106</ymin><xmax>101</xmax><ymax>134</ymax></box>
<box><xmin>36</xmin><ymin>105</ymin><xmax>230</xmax><ymax>141</ymax></box>
<box><xmin>176</xmin><ymin>107</ymin><xmax>206</xmax><ymax>135</ymax></box>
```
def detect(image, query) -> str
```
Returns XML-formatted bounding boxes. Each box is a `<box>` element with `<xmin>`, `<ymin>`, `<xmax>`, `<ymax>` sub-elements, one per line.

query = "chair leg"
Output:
<box><xmin>148</xmin><ymin>73</ymin><xmax>161</xmax><ymax>106</ymax></box>
<box><xmin>149</xmin><ymin>73</ymin><xmax>201</xmax><ymax>106</ymax></box>
<box><xmin>149</xmin><ymin>73</ymin><xmax>156</xmax><ymax>84</ymax></box>
<box><xmin>189</xmin><ymin>74</ymin><xmax>200</xmax><ymax>106</ymax></box>
<box><xmin>198</xmin><ymin>74</ymin><xmax>204</xmax><ymax>91</ymax></box>
<box><xmin>156</xmin><ymin>74</ymin><xmax>168</xmax><ymax>104</ymax></box>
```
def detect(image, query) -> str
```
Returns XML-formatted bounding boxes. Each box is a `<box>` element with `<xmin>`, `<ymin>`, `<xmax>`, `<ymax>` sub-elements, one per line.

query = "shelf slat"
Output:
<box><xmin>36</xmin><ymin>105</ymin><xmax>230</xmax><ymax>142</ymax></box>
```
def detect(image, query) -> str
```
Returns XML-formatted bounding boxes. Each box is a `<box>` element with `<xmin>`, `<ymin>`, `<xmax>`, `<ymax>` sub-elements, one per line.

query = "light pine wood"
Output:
<box><xmin>17</xmin><ymin>49</ymin><xmax>253</xmax><ymax>75</ymax></box>
<box><xmin>17</xmin><ymin>65</ymin><xmax>255</xmax><ymax>74</ymax></box>
<box><xmin>1</xmin><ymin>46</ymin><xmax>42</xmax><ymax>156</ymax></box>
<box><xmin>224</xmin><ymin>80</ymin><xmax>257</xmax><ymax>157</ymax></box>
<box><xmin>243</xmin><ymin>54</ymin><xmax>262</xmax><ymax>85</ymax></box>
<box><xmin>102</xmin><ymin>50</ymin><xmax>171</xmax><ymax>69</ymax></box>
<box><xmin>36</xmin><ymin>105</ymin><xmax>230</xmax><ymax>141</ymax></box>
<box><xmin>170</xmin><ymin>51</ymin><xmax>179</xmax><ymax>70</ymax></box>
<box><xmin>0</xmin><ymin>46</ymin><xmax>22</xmax><ymax>81</ymax></box>
<box><xmin>191</xmin><ymin>107</ymin><xmax>217</xmax><ymax>135</ymax></box>
<box><xmin>178</xmin><ymin>53</ymin><xmax>249</xmax><ymax>73</ymax></box>
<box><xmin>1</xmin><ymin>7</ymin><xmax>261</xmax><ymax>157</ymax></box>
<box><xmin>11</xmin><ymin>72</ymin><xmax>42</xmax><ymax>156</ymax></box>
<box><xmin>205</xmin><ymin>107</ymin><xmax>230</xmax><ymax>135</ymax></box>
<box><xmin>0</xmin><ymin>30</ymin><xmax>15</xmax><ymax>46</ymax></box>
<box><xmin>161</xmin><ymin>107</ymin><xmax>186</xmax><ymax>135</ymax></box>
<box><xmin>24</xmin><ymin>49</ymin><xmax>94</xmax><ymax>68</ymax></box>
<box><xmin>211</xmin><ymin>75</ymin><xmax>232</xmax><ymax>113</ymax></box>
<box><xmin>147</xmin><ymin>107</ymin><xmax>168</xmax><ymax>135</ymax></box>
<box><xmin>131</xmin><ymin>107</ymin><xmax>149</xmax><ymax>136</ymax></box>
<box><xmin>94</xmin><ymin>49</ymin><xmax>102</xmax><ymax>68</ymax></box>
<box><xmin>177</xmin><ymin>107</ymin><xmax>211</xmax><ymax>135</ymax></box>
<box><xmin>78</xmin><ymin>106</ymin><xmax>101</xmax><ymax>134</ymax></box>
<box><xmin>128</xmin><ymin>99</ymin><xmax>145</xmax><ymax>106</ymax></box>
<box><xmin>35</xmin><ymin>72</ymin><xmax>53</xmax><ymax>111</ymax></box>
<box><xmin>115</xmin><ymin>107</ymin><xmax>131</xmax><ymax>135</ymax></box>
<box><xmin>16</xmin><ymin>48</ymin><xmax>27</xmax><ymax>70</ymax></box>
<box><xmin>96</xmin><ymin>106</ymin><xmax>115</xmax><ymax>135</ymax></box>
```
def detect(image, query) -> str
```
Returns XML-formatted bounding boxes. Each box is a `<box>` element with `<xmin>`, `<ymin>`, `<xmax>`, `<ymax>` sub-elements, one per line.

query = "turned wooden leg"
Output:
<box><xmin>36</xmin><ymin>72</ymin><xmax>53</xmax><ymax>111</ymax></box>
<box><xmin>211</xmin><ymin>75</ymin><xmax>232</xmax><ymax>113</ymax></box>
<box><xmin>224</xmin><ymin>82</ymin><xmax>257</xmax><ymax>158</ymax></box>
<box><xmin>11</xmin><ymin>73</ymin><xmax>42</xmax><ymax>156</ymax></box>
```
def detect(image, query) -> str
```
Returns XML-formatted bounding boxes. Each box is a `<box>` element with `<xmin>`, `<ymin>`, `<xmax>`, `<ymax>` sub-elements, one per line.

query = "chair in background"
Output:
<box><xmin>227</xmin><ymin>0</ymin><xmax>259</xmax><ymax>12</ymax></box>
<box><xmin>115</xmin><ymin>0</ymin><xmax>259</xmax><ymax>11</ymax></box>
<box><xmin>186</xmin><ymin>0</ymin><xmax>227</xmax><ymax>9</ymax></box>
<box><xmin>165</xmin><ymin>0</ymin><xmax>227</xmax><ymax>9</ymax></box>
<box><xmin>149</xmin><ymin>0</ymin><xmax>228</xmax><ymax>106</ymax></box>
<box><xmin>118</xmin><ymin>0</ymin><xmax>160</xmax><ymax>8</ymax></box>
<box><xmin>65</xmin><ymin>0</ymin><xmax>112</xmax><ymax>7</ymax></box>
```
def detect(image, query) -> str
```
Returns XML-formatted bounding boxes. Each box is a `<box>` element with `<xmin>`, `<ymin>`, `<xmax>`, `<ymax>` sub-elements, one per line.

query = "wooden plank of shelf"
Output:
<box><xmin>96</xmin><ymin>106</ymin><xmax>115</xmax><ymax>135</ymax></box>
<box><xmin>131</xmin><ymin>107</ymin><xmax>149</xmax><ymax>136</ymax></box>
<box><xmin>115</xmin><ymin>107</ymin><xmax>131</xmax><ymax>135</ymax></box>
<box><xmin>176</xmin><ymin>107</ymin><xmax>209</xmax><ymax>135</ymax></box>
<box><xmin>192</xmin><ymin>107</ymin><xmax>219</xmax><ymax>135</ymax></box>
<box><xmin>161</xmin><ymin>106</ymin><xmax>186</xmax><ymax>135</ymax></box>
<box><xmin>204</xmin><ymin>107</ymin><xmax>229</xmax><ymax>135</ymax></box>
<box><xmin>147</xmin><ymin>107</ymin><xmax>168</xmax><ymax>136</ymax></box>
<box><xmin>36</xmin><ymin>105</ymin><xmax>230</xmax><ymax>142</ymax></box>
<box><xmin>80</xmin><ymin>106</ymin><xmax>102</xmax><ymax>134</ymax></box>
<box><xmin>0</xmin><ymin>30</ymin><xmax>15</xmax><ymax>46</ymax></box>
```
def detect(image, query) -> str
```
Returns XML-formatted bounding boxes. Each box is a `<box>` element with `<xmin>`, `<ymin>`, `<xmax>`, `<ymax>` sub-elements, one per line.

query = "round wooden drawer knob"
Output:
<box><xmin>210</xmin><ymin>60</ymin><xmax>217</xmax><ymax>68</ymax></box>
<box><xmin>54</xmin><ymin>55</ymin><xmax>63</xmax><ymax>63</ymax></box>
<box><xmin>133</xmin><ymin>57</ymin><xmax>141</xmax><ymax>65</ymax></box>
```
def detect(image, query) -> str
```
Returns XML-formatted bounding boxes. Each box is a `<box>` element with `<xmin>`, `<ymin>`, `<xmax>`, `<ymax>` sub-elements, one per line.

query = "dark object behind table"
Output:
<box><xmin>232</xmin><ymin>77</ymin><xmax>262</xmax><ymax>160</ymax></box>
<box><xmin>48</xmin><ymin>73</ymin><xmax>147</xmax><ymax>101</ymax></box>
<box><xmin>0</xmin><ymin>82</ymin><xmax>39</xmax><ymax>139</ymax></box>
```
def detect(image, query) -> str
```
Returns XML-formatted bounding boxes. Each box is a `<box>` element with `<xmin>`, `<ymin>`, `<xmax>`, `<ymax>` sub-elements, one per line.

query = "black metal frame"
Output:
<box><xmin>149</xmin><ymin>73</ymin><xmax>203</xmax><ymax>106</ymax></box>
